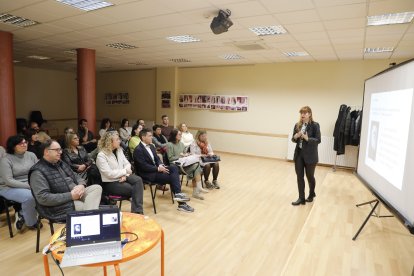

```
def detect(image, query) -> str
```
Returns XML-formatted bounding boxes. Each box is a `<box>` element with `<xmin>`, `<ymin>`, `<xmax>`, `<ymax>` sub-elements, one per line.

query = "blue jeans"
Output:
<box><xmin>0</xmin><ymin>188</ymin><xmax>37</xmax><ymax>226</ymax></box>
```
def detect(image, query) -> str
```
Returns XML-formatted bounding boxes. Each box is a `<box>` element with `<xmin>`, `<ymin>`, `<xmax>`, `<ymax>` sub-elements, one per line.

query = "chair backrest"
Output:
<box><xmin>28</xmin><ymin>181</ymin><xmax>65</xmax><ymax>223</ymax></box>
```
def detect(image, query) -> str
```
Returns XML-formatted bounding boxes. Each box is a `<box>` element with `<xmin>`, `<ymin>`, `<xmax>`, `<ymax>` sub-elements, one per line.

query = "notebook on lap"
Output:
<box><xmin>60</xmin><ymin>208</ymin><xmax>122</xmax><ymax>268</ymax></box>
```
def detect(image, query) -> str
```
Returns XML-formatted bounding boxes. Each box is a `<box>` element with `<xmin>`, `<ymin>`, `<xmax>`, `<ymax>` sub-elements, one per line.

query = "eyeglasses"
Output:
<box><xmin>48</xmin><ymin>148</ymin><xmax>62</xmax><ymax>153</ymax></box>
<box><xmin>17</xmin><ymin>141</ymin><xmax>28</xmax><ymax>146</ymax></box>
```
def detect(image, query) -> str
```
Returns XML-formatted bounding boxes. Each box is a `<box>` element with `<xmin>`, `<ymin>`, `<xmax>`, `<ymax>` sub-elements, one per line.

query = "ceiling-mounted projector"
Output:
<box><xmin>210</xmin><ymin>9</ymin><xmax>233</xmax><ymax>35</ymax></box>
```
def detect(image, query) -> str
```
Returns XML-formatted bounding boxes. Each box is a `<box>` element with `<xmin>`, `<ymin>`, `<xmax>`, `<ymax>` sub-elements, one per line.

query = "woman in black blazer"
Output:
<box><xmin>291</xmin><ymin>106</ymin><xmax>321</xmax><ymax>206</ymax></box>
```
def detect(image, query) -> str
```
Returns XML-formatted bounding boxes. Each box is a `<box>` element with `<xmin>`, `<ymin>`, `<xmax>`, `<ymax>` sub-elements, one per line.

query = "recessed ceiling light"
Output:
<box><xmin>106</xmin><ymin>43</ymin><xmax>137</xmax><ymax>50</ymax></box>
<box><xmin>166</xmin><ymin>35</ymin><xmax>201</xmax><ymax>43</ymax></box>
<box><xmin>220</xmin><ymin>54</ymin><xmax>244</xmax><ymax>60</ymax></box>
<box><xmin>0</xmin><ymin>13</ymin><xmax>39</xmax><ymax>27</ymax></box>
<box><xmin>367</xmin><ymin>12</ymin><xmax>414</xmax><ymax>26</ymax></box>
<box><xmin>169</xmin><ymin>58</ymin><xmax>191</xmax><ymax>63</ymax></box>
<box><xmin>249</xmin><ymin>25</ymin><xmax>287</xmax><ymax>36</ymax></box>
<box><xmin>56</xmin><ymin>0</ymin><xmax>113</xmax><ymax>11</ymax></box>
<box><xmin>283</xmin><ymin>52</ymin><xmax>309</xmax><ymax>57</ymax></box>
<box><xmin>364</xmin><ymin>47</ymin><xmax>394</xmax><ymax>53</ymax></box>
<box><xmin>27</xmin><ymin>55</ymin><xmax>51</xmax><ymax>60</ymax></box>
<box><xmin>63</xmin><ymin>49</ymin><xmax>77</xmax><ymax>55</ymax></box>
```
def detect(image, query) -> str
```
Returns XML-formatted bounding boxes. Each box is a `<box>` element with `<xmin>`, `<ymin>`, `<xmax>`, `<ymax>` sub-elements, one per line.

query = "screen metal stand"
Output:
<box><xmin>352</xmin><ymin>199</ymin><xmax>393</xmax><ymax>241</ymax></box>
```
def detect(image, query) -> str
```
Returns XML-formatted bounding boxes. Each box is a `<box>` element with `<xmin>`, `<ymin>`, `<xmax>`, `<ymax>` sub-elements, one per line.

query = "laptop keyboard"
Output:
<box><xmin>65</xmin><ymin>243</ymin><xmax>121</xmax><ymax>259</ymax></box>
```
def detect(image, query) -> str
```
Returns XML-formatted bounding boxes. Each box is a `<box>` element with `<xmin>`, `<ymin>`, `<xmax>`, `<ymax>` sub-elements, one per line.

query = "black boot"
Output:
<box><xmin>306</xmin><ymin>193</ymin><xmax>316</xmax><ymax>202</ymax></box>
<box><xmin>292</xmin><ymin>198</ymin><xmax>305</xmax><ymax>206</ymax></box>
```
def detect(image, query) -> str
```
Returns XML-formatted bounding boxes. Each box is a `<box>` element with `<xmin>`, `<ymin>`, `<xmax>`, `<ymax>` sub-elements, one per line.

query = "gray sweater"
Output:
<box><xmin>0</xmin><ymin>152</ymin><xmax>38</xmax><ymax>190</ymax></box>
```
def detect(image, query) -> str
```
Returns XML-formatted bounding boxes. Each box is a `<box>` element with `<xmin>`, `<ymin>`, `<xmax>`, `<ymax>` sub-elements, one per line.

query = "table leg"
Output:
<box><xmin>114</xmin><ymin>264</ymin><xmax>121</xmax><ymax>276</ymax></box>
<box><xmin>43</xmin><ymin>255</ymin><xmax>50</xmax><ymax>276</ymax></box>
<box><xmin>103</xmin><ymin>266</ymin><xmax>107</xmax><ymax>276</ymax></box>
<box><xmin>161</xmin><ymin>229</ymin><xmax>164</xmax><ymax>276</ymax></box>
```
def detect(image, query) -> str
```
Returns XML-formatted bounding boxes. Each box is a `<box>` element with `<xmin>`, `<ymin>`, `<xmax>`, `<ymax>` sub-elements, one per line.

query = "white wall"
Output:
<box><xmin>176</xmin><ymin>60</ymin><xmax>404</xmax><ymax>159</ymax></box>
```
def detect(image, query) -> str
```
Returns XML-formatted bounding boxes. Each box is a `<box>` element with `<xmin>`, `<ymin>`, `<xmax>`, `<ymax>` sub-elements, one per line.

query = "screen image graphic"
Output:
<box><xmin>365</xmin><ymin>89</ymin><xmax>413</xmax><ymax>190</ymax></box>
<box><xmin>357</xmin><ymin>59</ymin><xmax>414</xmax><ymax>229</ymax></box>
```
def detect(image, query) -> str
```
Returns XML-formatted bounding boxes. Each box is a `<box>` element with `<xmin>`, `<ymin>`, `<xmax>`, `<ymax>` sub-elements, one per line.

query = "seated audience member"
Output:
<box><xmin>178</xmin><ymin>123</ymin><xmax>194</xmax><ymax>148</ymax></box>
<box><xmin>191</xmin><ymin>130</ymin><xmax>221</xmax><ymax>189</ymax></box>
<box><xmin>37</xmin><ymin>131</ymin><xmax>51</xmax><ymax>143</ymax></box>
<box><xmin>63</xmin><ymin>133</ymin><xmax>102</xmax><ymax>186</ymax></box>
<box><xmin>16</xmin><ymin>119</ymin><xmax>27</xmax><ymax>135</ymax></box>
<box><xmin>99</xmin><ymin>118</ymin><xmax>112</xmax><ymax>138</ymax></box>
<box><xmin>58</xmin><ymin>127</ymin><xmax>75</xmax><ymax>149</ymax></box>
<box><xmin>136</xmin><ymin>119</ymin><xmax>145</xmax><ymax>128</ymax></box>
<box><xmin>78</xmin><ymin>119</ymin><xmax>97</xmax><ymax>153</ymax></box>
<box><xmin>0</xmin><ymin>146</ymin><xmax>5</xmax><ymax>158</ymax></box>
<box><xmin>160</xmin><ymin>115</ymin><xmax>173</xmax><ymax>138</ymax></box>
<box><xmin>134</xmin><ymin>128</ymin><xmax>194</xmax><ymax>213</ymax></box>
<box><xmin>119</xmin><ymin>118</ymin><xmax>131</xmax><ymax>144</ymax></box>
<box><xmin>167</xmin><ymin>129</ymin><xmax>207</xmax><ymax>200</ymax></box>
<box><xmin>0</xmin><ymin>136</ymin><xmax>39</xmax><ymax>231</ymax></box>
<box><xmin>152</xmin><ymin>124</ymin><xmax>168</xmax><ymax>153</ymax></box>
<box><xmin>30</xmin><ymin>140</ymin><xmax>102</xmax><ymax>221</ymax></box>
<box><xmin>128</xmin><ymin>124</ymin><xmax>143</xmax><ymax>156</ymax></box>
<box><xmin>96</xmin><ymin>131</ymin><xmax>144</xmax><ymax>214</ymax></box>
<box><xmin>26</xmin><ymin>128</ymin><xmax>42</xmax><ymax>159</ymax></box>
<box><xmin>29</xmin><ymin>121</ymin><xmax>40</xmax><ymax>132</ymax></box>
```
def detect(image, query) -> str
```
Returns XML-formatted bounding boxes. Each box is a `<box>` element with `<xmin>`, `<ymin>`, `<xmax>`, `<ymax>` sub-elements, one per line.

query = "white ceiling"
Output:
<box><xmin>1</xmin><ymin>0</ymin><xmax>414</xmax><ymax>71</ymax></box>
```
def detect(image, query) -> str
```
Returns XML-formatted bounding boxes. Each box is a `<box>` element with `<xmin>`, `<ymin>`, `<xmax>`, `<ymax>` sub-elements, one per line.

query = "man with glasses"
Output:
<box><xmin>29</xmin><ymin>140</ymin><xmax>102</xmax><ymax>222</ymax></box>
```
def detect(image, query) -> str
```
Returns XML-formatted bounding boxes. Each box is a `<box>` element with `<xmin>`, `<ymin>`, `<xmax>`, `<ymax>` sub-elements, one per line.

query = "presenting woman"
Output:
<box><xmin>62</xmin><ymin>133</ymin><xmax>102</xmax><ymax>186</ymax></box>
<box><xmin>291</xmin><ymin>106</ymin><xmax>321</xmax><ymax>206</ymax></box>
<box><xmin>96</xmin><ymin>131</ymin><xmax>144</xmax><ymax>214</ymax></box>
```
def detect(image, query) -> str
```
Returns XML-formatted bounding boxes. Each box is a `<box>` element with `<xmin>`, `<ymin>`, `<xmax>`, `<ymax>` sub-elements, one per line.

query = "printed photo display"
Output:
<box><xmin>161</xmin><ymin>90</ymin><xmax>171</xmax><ymax>108</ymax></box>
<box><xmin>178</xmin><ymin>94</ymin><xmax>248</xmax><ymax>111</ymax></box>
<box><xmin>105</xmin><ymin>92</ymin><xmax>129</xmax><ymax>105</ymax></box>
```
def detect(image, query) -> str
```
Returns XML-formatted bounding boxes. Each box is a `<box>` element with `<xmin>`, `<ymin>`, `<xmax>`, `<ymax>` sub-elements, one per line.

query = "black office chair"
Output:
<box><xmin>142</xmin><ymin>180</ymin><xmax>174</xmax><ymax>214</ymax></box>
<box><xmin>0</xmin><ymin>196</ymin><xmax>20</xmax><ymax>238</ymax></box>
<box><xmin>29</xmin><ymin>187</ymin><xmax>65</xmax><ymax>253</ymax></box>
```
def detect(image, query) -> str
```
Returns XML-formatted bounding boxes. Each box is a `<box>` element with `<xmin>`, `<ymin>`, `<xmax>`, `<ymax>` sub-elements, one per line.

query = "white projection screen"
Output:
<box><xmin>357</xmin><ymin>58</ymin><xmax>414</xmax><ymax>232</ymax></box>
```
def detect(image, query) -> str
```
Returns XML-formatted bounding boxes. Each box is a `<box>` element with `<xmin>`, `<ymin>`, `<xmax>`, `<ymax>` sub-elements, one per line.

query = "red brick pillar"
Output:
<box><xmin>77</xmin><ymin>48</ymin><xmax>96</xmax><ymax>134</ymax></box>
<box><xmin>0</xmin><ymin>31</ymin><xmax>16</xmax><ymax>146</ymax></box>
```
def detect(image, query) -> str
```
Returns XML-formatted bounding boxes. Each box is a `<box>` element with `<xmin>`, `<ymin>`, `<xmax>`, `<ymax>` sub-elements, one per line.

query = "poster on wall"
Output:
<box><xmin>179</xmin><ymin>94</ymin><xmax>248</xmax><ymax>111</ymax></box>
<box><xmin>105</xmin><ymin>92</ymin><xmax>129</xmax><ymax>105</ymax></box>
<box><xmin>161</xmin><ymin>91</ymin><xmax>171</xmax><ymax>108</ymax></box>
<box><xmin>178</xmin><ymin>94</ymin><xmax>211</xmax><ymax>109</ymax></box>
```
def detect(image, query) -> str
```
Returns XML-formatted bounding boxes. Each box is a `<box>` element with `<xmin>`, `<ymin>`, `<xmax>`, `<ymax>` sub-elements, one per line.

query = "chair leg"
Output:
<box><xmin>5</xmin><ymin>201</ymin><xmax>14</xmax><ymax>238</ymax></box>
<box><xmin>170</xmin><ymin>188</ymin><xmax>174</xmax><ymax>204</ymax></box>
<box><xmin>149</xmin><ymin>184</ymin><xmax>157</xmax><ymax>214</ymax></box>
<box><xmin>119</xmin><ymin>200</ymin><xmax>122</xmax><ymax>210</ymax></box>
<box><xmin>36</xmin><ymin>216</ymin><xmax>41</xmax><ymax>253</ymax></box>
<box><xmin>50</xmin><ymin>222</ymin><xmax>54</xmax><ymax>235</ymax></box>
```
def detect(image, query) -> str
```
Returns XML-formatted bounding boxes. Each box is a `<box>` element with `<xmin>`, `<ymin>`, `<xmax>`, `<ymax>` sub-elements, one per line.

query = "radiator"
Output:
<box><xmin>287</xmin><ymin>134</ymin><xmax>358</xmax><ymax>168</ymax></box>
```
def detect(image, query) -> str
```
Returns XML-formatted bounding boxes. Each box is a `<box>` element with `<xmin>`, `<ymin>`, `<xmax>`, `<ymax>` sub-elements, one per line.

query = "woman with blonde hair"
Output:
<box><xmin>178</xmin><ymin>123</ymin><xmax>194</xmax><ymax>147</ymax></box>
<box><xmin>96</xmin><ymin>131</ymin><xmax>144</xmax><ymax>214</ymax></box>
<box><xmin>291</xmin><ymin>106</ymin><xmax>321</xmax><ymax>206</ymax></box>
<box><xmin>190</xmin><ymin>130</ymin><xmax>220</xmax><ymax>189</ymax></box>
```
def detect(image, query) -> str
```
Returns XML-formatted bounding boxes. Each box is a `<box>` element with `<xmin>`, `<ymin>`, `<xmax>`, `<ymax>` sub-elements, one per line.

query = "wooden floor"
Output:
<box><xmin>1</xmin><ymin>153</ymin><xmax>414</xmax><ymax>276</ymax></box>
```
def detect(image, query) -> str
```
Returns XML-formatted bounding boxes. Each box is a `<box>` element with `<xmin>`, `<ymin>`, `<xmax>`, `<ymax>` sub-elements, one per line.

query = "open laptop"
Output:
<box><xmin>60</xmin><ymin>208</ymin><xmax>122</xmax><ymax>268</ymax></box>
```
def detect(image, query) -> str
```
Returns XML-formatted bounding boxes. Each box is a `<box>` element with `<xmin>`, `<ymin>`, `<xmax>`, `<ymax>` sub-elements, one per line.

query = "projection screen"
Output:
<box><xmin>357</xmin><ymin>59</ymin><xmax>414</xmax><ymax>232</ymax></box>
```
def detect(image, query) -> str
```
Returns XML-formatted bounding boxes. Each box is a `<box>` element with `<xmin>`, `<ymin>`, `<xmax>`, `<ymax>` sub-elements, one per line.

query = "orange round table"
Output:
<box><xmin>42</xmin><ymin>212</ymin><xmax>164</xmax><ymax>276</ymax></box>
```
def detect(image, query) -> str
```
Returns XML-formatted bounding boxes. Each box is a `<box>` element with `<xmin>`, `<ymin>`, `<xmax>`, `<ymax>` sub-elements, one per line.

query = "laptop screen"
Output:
<box><xmin>66</xmin><ymin>208</ymin><xmax>121</xmax><ymax>247</ymax></box>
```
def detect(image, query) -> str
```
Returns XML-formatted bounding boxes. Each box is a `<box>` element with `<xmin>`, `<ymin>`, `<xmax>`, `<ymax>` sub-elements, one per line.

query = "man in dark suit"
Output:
<box><xmin>133</xmin><ymin>128</ymin><xmax>194</xmax><ymax>213</ymax></box>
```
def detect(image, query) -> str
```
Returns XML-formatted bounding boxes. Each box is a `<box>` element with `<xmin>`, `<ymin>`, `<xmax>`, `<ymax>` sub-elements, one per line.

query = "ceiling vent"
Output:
<box><xmin>231</xmin><ymin>41</ymin><xmax>269</xmax><ymax>51</ymax></box>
